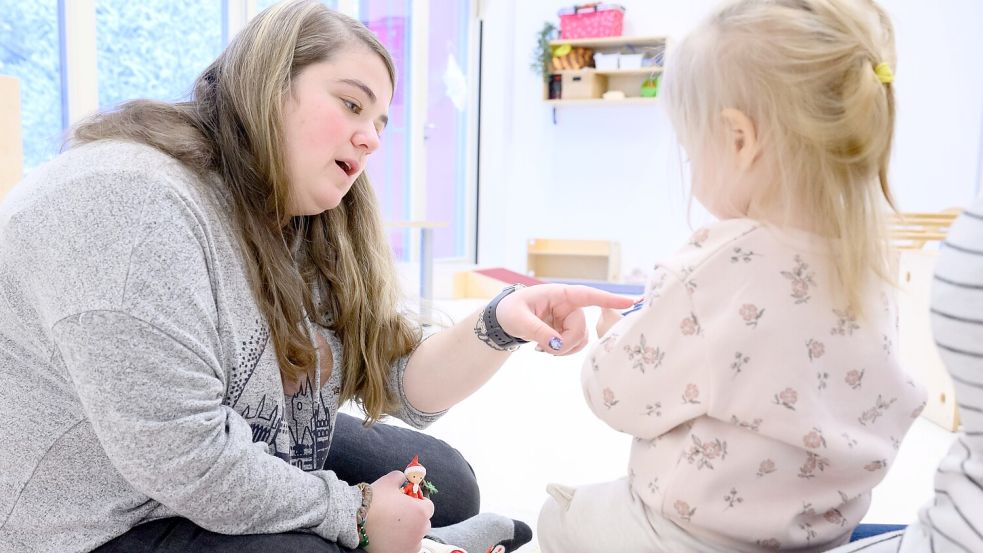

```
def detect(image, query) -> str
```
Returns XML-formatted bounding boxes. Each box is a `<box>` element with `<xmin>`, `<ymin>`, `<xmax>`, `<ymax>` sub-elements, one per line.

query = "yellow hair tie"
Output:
<box><xmin>874</xmin><ymin>62</ymin><xmax>893</xmax><ymax>84</ymax></box>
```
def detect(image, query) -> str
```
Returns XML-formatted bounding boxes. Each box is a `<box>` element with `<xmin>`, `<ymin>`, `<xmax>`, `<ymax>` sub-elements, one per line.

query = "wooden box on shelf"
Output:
<box><xmin>543</xmin><ymin>35</ymin><xmax>666</xmax><ymax>106</ymax></box>
<box><xmin>526</xmin><ymin>238</ymin><xmax>620</xmax><ymax>281</ymax></box>
<box><xmin>561</xmin><ymin>70</ymin><xmax>606</xmax><ymax>100</ymax></box>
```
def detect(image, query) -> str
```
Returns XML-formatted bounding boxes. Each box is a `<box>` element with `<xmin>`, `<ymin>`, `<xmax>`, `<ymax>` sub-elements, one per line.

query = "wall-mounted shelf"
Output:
<box><xmin>551</xmin><ymin>68</ymin><xmax>663</xmax><ymax>77</ymax></box>
<box><xmin>548</xmin><ymin>35</ymin><xmax>666</xmax><ymax>49</ymax></box>
<box><xmin>543</xmin><ymin>35</ymin><xmax>667</xmax><ymax>107</ymax></box>
<box><xmin>544</xmin><ymin>97</ymin><xmax>658</xmax><ymax>106</ymax></box>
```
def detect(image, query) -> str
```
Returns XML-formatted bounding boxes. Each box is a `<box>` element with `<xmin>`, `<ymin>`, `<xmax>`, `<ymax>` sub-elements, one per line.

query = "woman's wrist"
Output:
<box><xmin>355</xmin><ymin>482</ymin><xmax>372</xmax><ymax>548</ymax></box>
<box><xmin>474</xmin><ymin>284</ymin><xmax>529</xmax><ymax>352</ymax></box>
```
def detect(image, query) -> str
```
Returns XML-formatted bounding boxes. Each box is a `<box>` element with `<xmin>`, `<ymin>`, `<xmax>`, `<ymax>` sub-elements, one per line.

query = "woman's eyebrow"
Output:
<box><xmin>338</xmin><ymin>78</ymin><xmax>376</xmax><ymax>103</ymax></box>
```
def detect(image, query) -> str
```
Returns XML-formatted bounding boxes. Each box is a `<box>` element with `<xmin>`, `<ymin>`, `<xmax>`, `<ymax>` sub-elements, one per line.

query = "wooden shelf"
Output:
<box><xmin>545</xmin><ymin>97</ymin><xmax>658</xmax><ymax>106</ymax></box>
<box><xmin>549</xmin><ymin>35</ymin><xmax>667</xmax><ymax>49</ymax></box>
<box><xmin>527</xmin><ymin>239</ymin><xmax>621</xmax><ymax>281</ymax></box>
<box><xmin>528</xmin><ymin>238</ymin><xmax>612</xmax><ymax>256</ymax></box>
<box><xmin>543</xmin><ymin>35</ymin><xmax>666</xmax><ymax>106</ymax></box>
<box><xmin>552</xmin><ymin>68</ymin><xmax>663</xmax><ymax>77</ymax></box>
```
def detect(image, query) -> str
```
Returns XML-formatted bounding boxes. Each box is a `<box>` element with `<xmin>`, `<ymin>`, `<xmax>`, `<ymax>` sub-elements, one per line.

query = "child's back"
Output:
<box><xmin>580</xmin><ymin>218</ymin><xmax>923</xmax><ymax>551</ymax></box>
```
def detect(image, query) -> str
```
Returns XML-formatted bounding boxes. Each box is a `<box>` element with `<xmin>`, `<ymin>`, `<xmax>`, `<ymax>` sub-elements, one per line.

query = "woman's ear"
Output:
<box><xmin>720</xmin><ymin>108</ymin><xmax>760</xmax><ymax>171</ymax></box>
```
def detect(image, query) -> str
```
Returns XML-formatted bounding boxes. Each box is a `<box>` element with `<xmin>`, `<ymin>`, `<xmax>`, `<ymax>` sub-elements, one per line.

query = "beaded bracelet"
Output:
<box><xmin>355</xmin><ymin>482</ymin><xmax>372</xmax><ymax>548</ymax></box>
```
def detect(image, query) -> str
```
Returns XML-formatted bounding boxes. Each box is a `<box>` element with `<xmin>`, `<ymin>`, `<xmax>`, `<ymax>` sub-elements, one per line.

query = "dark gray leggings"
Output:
<box><xmin>93</xmin><ymin>413</ymin><xmax>481</xmax><ymax>552</ymax></box>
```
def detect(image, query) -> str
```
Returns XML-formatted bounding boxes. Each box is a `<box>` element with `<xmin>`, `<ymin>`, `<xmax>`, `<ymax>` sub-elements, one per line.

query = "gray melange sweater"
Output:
<box><xmin>0</xmin><ymin>141</ymin><xmax>441</xmax><ymax>552</ymax></box>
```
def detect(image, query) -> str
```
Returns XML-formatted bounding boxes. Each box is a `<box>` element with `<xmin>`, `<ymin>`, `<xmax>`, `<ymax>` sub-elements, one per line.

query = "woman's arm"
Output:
<box><xmin>402</xmin><ymin>284</ymin><xmax>633</xmax><ymax>414</ymax></box>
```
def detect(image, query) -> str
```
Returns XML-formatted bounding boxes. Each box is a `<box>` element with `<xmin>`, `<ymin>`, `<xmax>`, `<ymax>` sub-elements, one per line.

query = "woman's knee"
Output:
<box><xmin>325</xmin><ymin>413</ymin><xmax>479</xmax><ymax>524</ymax></box>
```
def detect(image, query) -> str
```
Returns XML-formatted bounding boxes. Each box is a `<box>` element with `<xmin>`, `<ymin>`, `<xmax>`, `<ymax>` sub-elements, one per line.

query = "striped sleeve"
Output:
<box><xmin>920</xmin><ymin>206</ymin><xmax>983</xmax><ymax>552</ymax></box>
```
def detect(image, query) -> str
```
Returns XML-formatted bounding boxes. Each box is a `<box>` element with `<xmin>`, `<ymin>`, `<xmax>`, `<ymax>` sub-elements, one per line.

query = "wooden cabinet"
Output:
<box><xmin>526</xmin><ymin>238</ymin><xmax>620</xmax><ymax>281</ymax></box>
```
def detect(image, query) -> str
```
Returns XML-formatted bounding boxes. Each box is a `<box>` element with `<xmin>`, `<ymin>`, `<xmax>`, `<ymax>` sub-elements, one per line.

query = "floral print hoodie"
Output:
<box><xmin>583</xmin><ymin>218</ymin><xmax>925</xmax><ymax>552</ymax></box>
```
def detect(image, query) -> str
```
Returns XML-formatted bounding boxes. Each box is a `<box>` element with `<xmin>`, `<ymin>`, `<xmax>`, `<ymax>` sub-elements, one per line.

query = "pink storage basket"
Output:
<box><xmin>558</xmin><ymin>3</ymin><xmax>625</xmax><ymax>39</ymax></box>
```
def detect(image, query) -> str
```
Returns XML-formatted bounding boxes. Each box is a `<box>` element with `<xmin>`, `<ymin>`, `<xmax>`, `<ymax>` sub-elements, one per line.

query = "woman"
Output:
<box><xmin>0</xmin><ymin>2</ymin><xmax>632</xmax><ymax>552</ymax></box>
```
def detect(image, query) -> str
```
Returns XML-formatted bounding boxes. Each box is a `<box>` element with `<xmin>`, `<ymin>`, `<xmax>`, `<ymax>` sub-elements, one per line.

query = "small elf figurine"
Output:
<box><xmin>401</xmin><ymin>455</ymin><xmax>438</xmax><ymax>499</ymax></box>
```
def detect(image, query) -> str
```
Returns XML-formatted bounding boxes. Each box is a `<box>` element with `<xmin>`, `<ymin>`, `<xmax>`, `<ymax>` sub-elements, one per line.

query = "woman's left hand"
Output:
<box><xmin>495</xmin><ymin>284</ymin><xmax>634</xmax><ymax>355</ymax></box>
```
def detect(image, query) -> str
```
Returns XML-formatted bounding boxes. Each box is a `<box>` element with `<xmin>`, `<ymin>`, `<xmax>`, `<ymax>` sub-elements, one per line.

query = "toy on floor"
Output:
<box><xmin>401</xmin><ymin>455</ymin><xmax>438</xmax><ymax>499</ymax></box>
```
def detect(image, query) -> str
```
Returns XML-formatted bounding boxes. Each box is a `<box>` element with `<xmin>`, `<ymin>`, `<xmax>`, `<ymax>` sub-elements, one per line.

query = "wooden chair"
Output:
<box><xmin>892</xmin><ymin>209</ymin><xmax>962</xmax><ymax>431</ymax></box>
<box><xmin>888</xmin><ymin>210</ymin><xmax>961</xmax><ymax>250</ymax></box>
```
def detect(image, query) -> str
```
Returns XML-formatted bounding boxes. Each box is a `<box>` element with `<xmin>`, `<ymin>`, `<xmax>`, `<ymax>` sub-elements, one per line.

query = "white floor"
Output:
<box><xmin>378</xmin><ymin>298</ymin><xmax>960</xmax><ymax>553</ymax></box>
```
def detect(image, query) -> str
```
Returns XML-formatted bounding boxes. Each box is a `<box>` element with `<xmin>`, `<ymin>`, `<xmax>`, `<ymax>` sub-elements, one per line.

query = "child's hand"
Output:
<box><xmin>364</xmin><ymin>471</ymin><xmax>434</xmax><ymax>553</ymax></box>
<box><xmin>597</xmin><ymin>298</ymin><xmax>645</xmax><ymax>337</ymax></box>
<box><xmin>596</xmin><ymin>308</ymin><xmax>623</xmax><ymax>337</ymax></box>
<box><xmin>496</xmin><ymin>284</ymin><xmax>634</xmax><ymax>354</ymax></box>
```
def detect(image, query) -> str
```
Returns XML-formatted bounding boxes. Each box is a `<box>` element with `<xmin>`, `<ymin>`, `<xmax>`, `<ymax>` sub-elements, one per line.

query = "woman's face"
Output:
<box><xmin>281</xmin><ymin>46</ymin><xmax>392</xmax><ymax>216</ymax></box>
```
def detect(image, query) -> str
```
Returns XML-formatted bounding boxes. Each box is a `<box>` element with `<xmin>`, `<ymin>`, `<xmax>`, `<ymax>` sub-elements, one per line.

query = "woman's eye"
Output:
<box><xmin>343</xmin><ymin>99</ymin><xmax>362</xmax><ymax>115</ymax></box>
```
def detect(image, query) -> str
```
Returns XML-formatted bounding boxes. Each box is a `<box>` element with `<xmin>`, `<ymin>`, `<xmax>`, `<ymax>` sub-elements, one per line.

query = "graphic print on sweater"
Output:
<box><xmin>287</xmin><ymin>374</ymin><xmax>334</xmax><ymax>471</ymax></box>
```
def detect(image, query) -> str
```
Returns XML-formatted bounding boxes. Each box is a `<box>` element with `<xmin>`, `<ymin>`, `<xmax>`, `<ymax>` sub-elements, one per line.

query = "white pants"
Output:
<box><xmin>537</xmin><ymin>478</ymin><xmax>969</xmax><ymax>553</ymax></box>
<box><xmin>537</xmin><ymin>478</ymin><xmax>732</xmax><ymax>553</ymax></box>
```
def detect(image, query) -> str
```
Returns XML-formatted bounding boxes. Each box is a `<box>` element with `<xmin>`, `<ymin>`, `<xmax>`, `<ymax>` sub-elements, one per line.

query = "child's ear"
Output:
<box><xmin>720</xmin><ymin>108</ymin><xmax>760</xmax><ymax>171</ymax></box>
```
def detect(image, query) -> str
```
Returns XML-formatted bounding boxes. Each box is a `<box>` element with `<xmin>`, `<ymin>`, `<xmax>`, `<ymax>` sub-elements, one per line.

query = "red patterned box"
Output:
<box><xmin>558</xmin><ymin>4</ymin><xmax>625</xmax><ymax>39</ymax></box>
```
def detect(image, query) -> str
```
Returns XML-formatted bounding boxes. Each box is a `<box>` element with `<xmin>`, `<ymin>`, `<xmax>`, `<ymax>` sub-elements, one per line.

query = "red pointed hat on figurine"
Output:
<box><xmin>405</xmin><ymin>455</ymin><xmax>426</xmax><ymax>476</ymax></box>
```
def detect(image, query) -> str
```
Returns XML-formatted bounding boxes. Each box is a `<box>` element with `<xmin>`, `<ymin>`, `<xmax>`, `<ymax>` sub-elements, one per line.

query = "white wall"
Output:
<box><xmin>886</xmin><ymin>0</ymin><xmax>983</xmax><ymax>209</ymax></box>
<box><xmin>476</xmin><ymin>0</ymin><xmax>983</xmax><ymax>278</ymax></box>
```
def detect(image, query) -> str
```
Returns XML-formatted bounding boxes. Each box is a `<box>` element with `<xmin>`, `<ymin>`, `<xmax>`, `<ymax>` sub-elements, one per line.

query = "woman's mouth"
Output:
<box><xmin>335</xmin><ymin>159</ymin><xmax>356</xmax><ymax>177</ymax></box>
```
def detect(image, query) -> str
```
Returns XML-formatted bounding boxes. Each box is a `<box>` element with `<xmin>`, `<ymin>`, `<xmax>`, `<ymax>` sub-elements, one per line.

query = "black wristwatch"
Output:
<box><xmin>477</xmin><ymin>284</ymin><xmax>530</xmax><ymax>352</ymax></box>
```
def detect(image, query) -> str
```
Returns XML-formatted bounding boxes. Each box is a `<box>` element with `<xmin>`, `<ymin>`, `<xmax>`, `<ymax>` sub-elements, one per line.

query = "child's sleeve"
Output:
<box><xmin>582</xmin><ymin>266</ymin><xmax>710</xmax><ymax>440</ymax></box>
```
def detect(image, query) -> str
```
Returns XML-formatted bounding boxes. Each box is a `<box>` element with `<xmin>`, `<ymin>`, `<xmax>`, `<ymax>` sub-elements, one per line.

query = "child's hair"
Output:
<box><xmin>663</xmin><ymin>0</ymin><xmax>897</xmax><ymax>314</ymax></box>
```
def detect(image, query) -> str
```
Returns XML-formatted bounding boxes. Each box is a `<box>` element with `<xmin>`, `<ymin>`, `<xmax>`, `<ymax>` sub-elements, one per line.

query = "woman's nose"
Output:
<box><xmin>353</xmin><ymin>124</ymin><xmax>380</xmax><ymax>154</ymax></box>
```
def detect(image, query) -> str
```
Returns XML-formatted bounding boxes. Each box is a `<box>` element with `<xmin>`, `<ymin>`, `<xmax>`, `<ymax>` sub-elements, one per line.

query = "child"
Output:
<box><xmin>538</xmin><ymin>0</ymin><xmax>926</xmax><ymax>552</ymax></box>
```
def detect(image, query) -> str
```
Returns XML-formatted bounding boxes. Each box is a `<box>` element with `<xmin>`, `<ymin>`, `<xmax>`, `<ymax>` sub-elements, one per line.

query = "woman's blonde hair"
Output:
<box><xmin>70</xmin><ymin>0</ymin><xmax>418</xmax><ymax>422</ymax></box>
<box><xmin>663</xmin><ymin>0</ymin><xmax>897</xmax><ymax>313</ymax></box>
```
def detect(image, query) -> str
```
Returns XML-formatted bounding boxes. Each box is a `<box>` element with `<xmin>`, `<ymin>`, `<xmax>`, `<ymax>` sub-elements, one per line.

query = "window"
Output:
<box><xmin>423</xmin><ymin>0</ymin><xmax>473</xmax><ymax>259</ymax></box>
<box><xmin>360</xmin><ymin>1</ymin><xmax>413</xmax><ymax>259</ymax></box>
<box><xmin>359</xmin><ymin>0</ymin><xmax>477</xmax><ymax>261</ymax></box>
<box><xmin>6</xmin><ymin>0</ymin><xmax>478</xmax><ymax>265</ymax></box>
<box><xmin>0</xmin><ymin>0</ymin><xmax>63</xmax><ymax>171</ymax></box>
<box><xmin>96</xmin><ymin>1</ymin><xmax>224</xmax><ymax>108</ymax></box>
<box><xmin>256</xmin><ymin>0</ymin><xmax>339</xmax><ymax>14</ymax></box>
